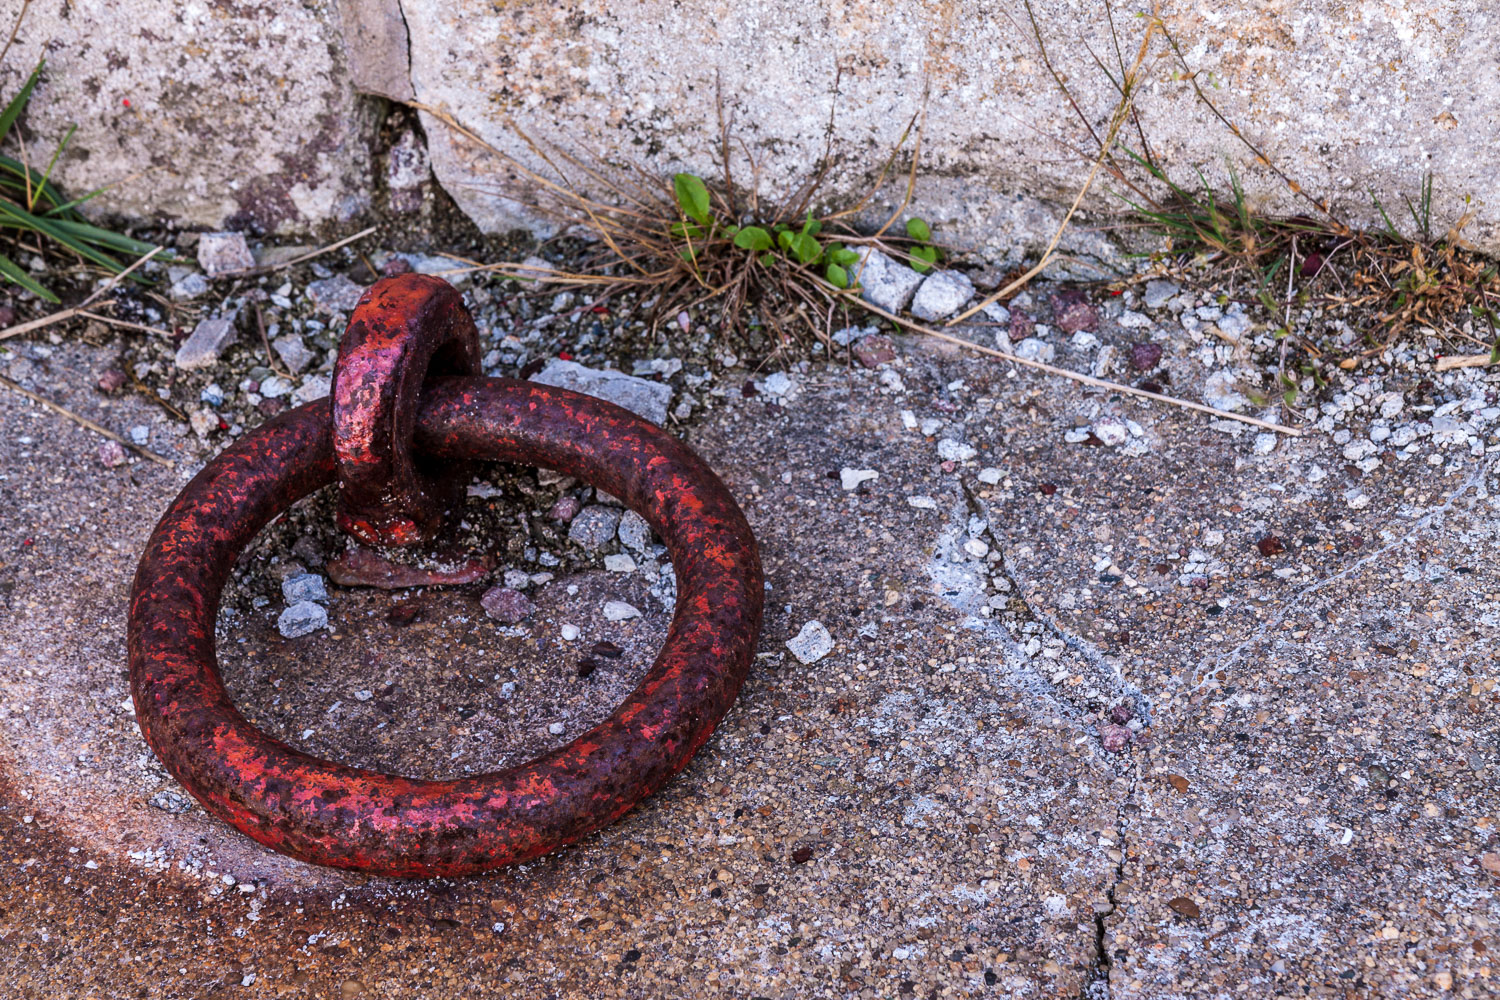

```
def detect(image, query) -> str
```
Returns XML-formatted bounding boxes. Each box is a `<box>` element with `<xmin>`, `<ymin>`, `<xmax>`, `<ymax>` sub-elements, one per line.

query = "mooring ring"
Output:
<box><xmin>331</xmin><ymin>274</ymin><xmax>481</xmax><ymax>547</ymax></box>
<box><xmin>127</xmin><ymin>378</ymin><xmax>763</xmax><ymax>876</ymax></box>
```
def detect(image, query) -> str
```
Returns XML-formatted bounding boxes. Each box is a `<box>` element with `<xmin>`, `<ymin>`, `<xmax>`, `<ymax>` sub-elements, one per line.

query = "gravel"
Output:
<box><xmin>851</xmin><ymin>247</ymin><xmax>924</xmax><ymax>314</ymax></box>
<box><xmin>174</xmin><ymin>317</ymin><xmax>239</xmax><ymax>370</ymax></box>
<box><xmin>603</xmin><ymin>601</ymin><xmax>642</xmax><ymax>621</ymax></box>
<box><xmin>272</xmin><ymin>334</ymin><xmax>315</xmax><ymax>373</ymax></box>
<box><xmin>1013</xmin><ymin>337</ymin><xmax>1055</xmax><ymax>363</ymax></box>
<box><xmin>277</xmin><ymin>600</ymin><xmax>328</xmax><ymax>638</ymax></box>
<box><xmin>1143</xmin><ymin>278</ymin><xmax>1181</xmax><ymax>309</ymax></box>
<box><xmin>306</xmin><ymin>274</ymin><xmax>367</xmax><ymax>314</ymax></box>
<box><xmin>617</xmin><ymin>510</ymin><xmax>650</xmax><ymax>553</ymax></box>
<box><xmin>97</xmin><ymin>440</ymin><xmax>128</xmax><ymax>467</ymax></box>
<box><xmin>280</xmin><ymin>573</ymin><xmax>328</xmax><ymax>605</ymax></box>
<box><xmin>196</xmin><ymin>232</ymin><xmax>255</xmax><ymax>276</ymax></box>
<box><xmin>569</xmin><ymin>505</ymin><xmax>623</xmax><ymax>550</ymax></box>
<box><xmin>480</xmin><ymin>586</ymin><xmax>536</xmax><ymax>624</ymax></box>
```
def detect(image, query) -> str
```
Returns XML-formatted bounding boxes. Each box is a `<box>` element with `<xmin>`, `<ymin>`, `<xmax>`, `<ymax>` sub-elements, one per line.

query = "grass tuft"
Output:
<box><xmin>0</xmin><ymin>10</ymin><xmax>171</xmax><ymax>305</ymax></box>
<box><xmin>413</xmin><ymin>81</ymin><xmax>945</xmax><ymax>352</ymax></box>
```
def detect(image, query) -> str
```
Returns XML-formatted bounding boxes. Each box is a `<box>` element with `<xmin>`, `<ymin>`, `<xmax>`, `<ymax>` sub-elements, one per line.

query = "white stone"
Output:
<box><xmin>281</xmin><ymin>573</ymin><xmax>328</xmax><ymax>604</ymax></box>
<box><xmin>977</xmin><ymin>467</ymin><xmax>1002</xmax><ymax>485</ymax></box>
<box><xmin>937</xmin><ymin>439</ymin><xmax>977</xmax><ymax>462</ymax></box>
<box><xmin>840</xmin><ymin>468</ymin><xmax>879</xmax><ymax>490</ymax></box>
<box><xmin>174</xmin><ymin>317</ymin><xmax>239</xmax><ymax>370</ymax></box>
<box><xmin>1013</xmin><ymin>338</ymin><xmax>1054</xmax><ymax>363</ymax></box>
<box><xmin>603</xmin><ymin>601</ymin><xmax>642</xmax><ymax>621</ymax></box>
<box><xmin>1092</xmin><ymin>417</ymin><xmax>1129</xmax><ymax>447</ymax></box>
<box><xmin>277</xmin><ymin>601</ymin><xmax>327</xmax><ymax>638</ymax></box>
<box><xmin>196</xmin><ymin>232</ymin><xmax>255</xmax><ymax>276</ymax></box>
<box><xmin>604</xmin><ymin>553</ymin><xmax>637</xmax><ymax>573</ymax></box>
<box><xmin>560</xmin><ymin>624</ymin><xmax>580</xmax><ymax>641</ymax></box>
<box><xmin>850</xmin><ymin>247</ymin><xmax>924</xmax><ymax>314</ymax></box>
<box><xmin>292</xmin><ymin>375</ymin><xmax>331</xmax><ymax>405</ymax></box>
<box><xmin>259</xmin><ymin>376</ymin><xmax>292</xmax><ymax>399</ymax></box>
<box><xmin>272</xmin><ymin>334</ymin><xmax>315</xmax><ymax>373</ymax></box>
<box><xmin>909</xmin><ymin>270</ymin><xmax>976</xmax><ymax>321</ymax></box>
<box><xmin>1144</xmin><ymin>280</ymin><xmax>1181</xmax><ymax>309</ymax></box>
<box><xmin>1202</xmin><ymin>370</ymin><xmax>1249</xmax><ymax>412</ymax></box>
<box><xmin>785</xmin><ymin>621</ymin><xmax>834</xmax><ymax>664</ymax></box>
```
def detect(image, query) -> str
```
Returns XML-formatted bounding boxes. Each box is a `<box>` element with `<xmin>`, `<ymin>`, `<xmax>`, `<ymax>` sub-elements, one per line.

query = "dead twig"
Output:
<box><xmin>0</xmin><ymin>373</ymin><xmax>174</xmax><ymax>467</ymax></box>
<box><xmin>1</xmin><ymin>245</ymin><xmax>166</xmax><ymax>341</ymax></box>
<box><xmin>948</xmin><ymin>8</ymin><xmax>1158</xmax><ymax>326</ymax></box>
<box><xmin>213</xmin><ymin>226</ymin><xmax>379</xmax><ymax>278</ymax></box>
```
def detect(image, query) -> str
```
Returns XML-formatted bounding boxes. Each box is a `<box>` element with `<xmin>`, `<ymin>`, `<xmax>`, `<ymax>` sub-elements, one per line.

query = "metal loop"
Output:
<box><xmin>128</xmin><ymin>378</ymin><xmax>763</xmax><ymax>876</ymax></box>
<box><xmin>331</xmin><ymin>273</ymin><xmax>481</xmax><ymax>547</ymax></box>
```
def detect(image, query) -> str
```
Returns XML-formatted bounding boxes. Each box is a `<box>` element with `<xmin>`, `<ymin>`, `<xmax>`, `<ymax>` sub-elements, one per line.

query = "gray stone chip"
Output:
<box><xmin>277</xmin><ymin>600</ymin><xmax>328</xmax><ymax>638</ymax></box>
<box><xmin>569</xmin><ymin>505</ymin><xmax>623</xmax><ymax>551</ymax></box>
<box><xmin>851</xmin><ymin>248</ymin><xmax>925</xmax><ymax>314</ymax></box>
<box><xmin>910</xmin><ymin>270</ymin><xmax>976</xmax><ymax>321</ymax></box>
<box><xmin>532</xmin><ymin>359</ymin><xmax>672</xmax><ymax>425</ymax></box>
<box><xmin>175</xmin><ymin>317</ymin><xmax>239</xmax><ymax>370</ymax></box>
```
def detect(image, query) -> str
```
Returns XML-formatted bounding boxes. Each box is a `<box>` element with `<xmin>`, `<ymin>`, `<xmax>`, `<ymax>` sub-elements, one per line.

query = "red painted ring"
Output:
<box><xmin>127</xmin><ymin>377</ymin><xmax>763</xmax><ymax>876</ymax></box>
<box><xmin>331</xmin><ymin>274</ymin><xmax>481</xmax><ymax>547</ymax></box>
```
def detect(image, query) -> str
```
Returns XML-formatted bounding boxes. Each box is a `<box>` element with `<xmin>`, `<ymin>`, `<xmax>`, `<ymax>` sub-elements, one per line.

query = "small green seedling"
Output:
<box><xmin>905</xmin><ymin>216</ymin><xmax>938</xmax><ymax>273</ymax></box>
<box><xmin>671</xmin><ymin>173</ymin><xmax>866</xmax><ymax>289</ymax></box>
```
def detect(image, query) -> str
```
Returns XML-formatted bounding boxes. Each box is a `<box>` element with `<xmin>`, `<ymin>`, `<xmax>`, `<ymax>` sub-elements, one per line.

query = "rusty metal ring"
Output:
<box><xmin>127</xmin><ymin>378</ymin><xmax>763</xmax><ymax>876</ymax></box>
<box><xmin>332</xmin><ymin>274</ymin><xmax>481</xmax><ymax>547</ymax></box>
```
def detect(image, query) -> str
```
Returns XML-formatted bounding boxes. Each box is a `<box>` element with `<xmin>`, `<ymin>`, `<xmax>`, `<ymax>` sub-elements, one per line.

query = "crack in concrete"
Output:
<box><xmin>1190</xmin><ymin>456</ymin><xmax>1496</xmax><ymax>694</ymax></box>
<box><xmin>928</xmin><ymin>481</ymin><xmax>1144</xmax><ymax>997</ymax></box>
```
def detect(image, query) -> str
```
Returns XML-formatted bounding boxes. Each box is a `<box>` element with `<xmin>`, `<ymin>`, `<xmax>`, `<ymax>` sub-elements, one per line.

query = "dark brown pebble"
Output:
<box><xmin>577</xmin><ymin>657</ymin><xmax>601</xmax><ymax>679</ymax></box>
<box><xmin>1256</xmin><ymin>534</ymin><xmax>1286</xmax><ymax>557</ymax></box>
<box><xmin>387</xmin><ymin>602</ymin><xmax>423</xmax><ymax>626</ymax></box>
<box><xmin>1130</xmin><ymin>342</ymin><xmax>1163</xmax><ymax>371</ymax></box>
<box><xmin>590</xmin><ymin>640</ymin><xmax>624</xmax><ymax>659</ymax></box>
<box><xmin>1167</xmin><ymin>896</ymin><xmax>1201</xmax><ymax>918</ymax></box>
<box><xmin>790</xmin><ymin>846</ymin><xmax>813</xmax><ymax>864</ymax></box>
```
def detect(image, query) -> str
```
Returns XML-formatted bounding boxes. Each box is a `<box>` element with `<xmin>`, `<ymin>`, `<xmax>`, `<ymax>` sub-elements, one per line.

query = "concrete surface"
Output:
<box><xmin>6</xmin><ymin>0</ymin><xmax>1499</xmax><ymax>254</ymax></box>
<box><xmin>1</xmin><ymin>279</ymin><xmax>1496</xmax><ymax>997</ymax></box>
<box><xmin>1</xmin><ymin>0</ymin><xmax>376</xmax><ymax>234</ymax></box>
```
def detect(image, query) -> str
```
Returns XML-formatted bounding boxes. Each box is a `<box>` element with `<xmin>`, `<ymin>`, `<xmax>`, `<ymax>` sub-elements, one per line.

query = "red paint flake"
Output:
<box><xmin>557</xmin><ymin>351</ymin><xmax>573</xmax><ymax>361</ymax></box>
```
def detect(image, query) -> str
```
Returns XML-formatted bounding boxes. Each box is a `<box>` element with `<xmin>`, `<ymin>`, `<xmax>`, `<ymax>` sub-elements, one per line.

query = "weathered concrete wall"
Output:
<box><xmin>6</xmin><ymin>0</ymin><xmax>1498</xmax><ymax>253</ymax></box>
<box><xmin>404</xmin><ymin>0</ymin><xmax>1500</xmax><ymax>258</ymax></box>
<box><xmin>1</xmin><ymin>0</ymin><xmax>375</xmax><ymax>234</ymax></box>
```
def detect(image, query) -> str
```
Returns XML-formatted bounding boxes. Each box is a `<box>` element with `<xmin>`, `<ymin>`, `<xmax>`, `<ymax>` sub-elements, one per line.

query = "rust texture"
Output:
<box><xmin>330</xmin><ymin>273</ymin><xmax>481</xmax><ymax>547</ymax></box>
<box><xmin>126</xmin><ymin>278</ymin><xmax>763</xmax><ymax>877</ymax></box>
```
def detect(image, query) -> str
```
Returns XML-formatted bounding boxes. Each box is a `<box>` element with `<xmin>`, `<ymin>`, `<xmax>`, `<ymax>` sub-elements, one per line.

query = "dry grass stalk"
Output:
<box><xmin>0</xmin><ymin>372</ymin><xmax>174</xmax><ymax>466</ymax></box>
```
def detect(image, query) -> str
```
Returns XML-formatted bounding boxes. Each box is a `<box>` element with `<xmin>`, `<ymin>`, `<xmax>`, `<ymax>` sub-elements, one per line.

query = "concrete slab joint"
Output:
<box><xmin>336</xmin><ymin>0</ymin><xmax>416</xmax><ymax>102</ymax></box>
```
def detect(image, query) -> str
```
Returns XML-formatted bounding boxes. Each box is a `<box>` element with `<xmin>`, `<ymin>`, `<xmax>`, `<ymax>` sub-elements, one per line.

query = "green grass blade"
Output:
<box><xmin>0</xmin><ymin>251</ymin><xmax>59</xmax><ymax>303</ymax></box>
<box><xmin>46</xmin><ymin>217</ymin><xmax>166</xmax><ymax>257</ymax></box>
<box><xmin>0</xmin><ymin>60</ymin><xmax>44</xmax><ymax>148</ymax></box>
<box><xmin>0</xmin><ymin>199</ymin><xmax>127</xmax><ymax>272</ymax></box>
<box><xmin>1368</xmin><ymin>188</ymin><xmax>1400</xmax><ymax>240</ymax></box>
<box><xmin>35</xmin><ymin>124</ymin><xmax>75</xmax><ymax>207</ymax></box>
<box><xmin>0</xmin><ymin>154</ymin><xmax>76</xmax><ymax>217</ymax></box>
